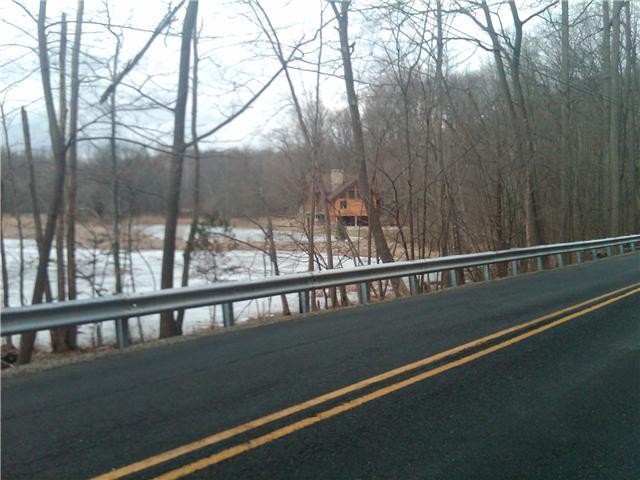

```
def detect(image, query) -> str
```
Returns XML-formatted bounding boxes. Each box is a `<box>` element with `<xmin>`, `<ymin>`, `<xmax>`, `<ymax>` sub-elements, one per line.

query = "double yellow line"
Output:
<box><xmin>91</xmin><ymin>283</ymin><xmax>639</xmax><ymax>480</ymax></box>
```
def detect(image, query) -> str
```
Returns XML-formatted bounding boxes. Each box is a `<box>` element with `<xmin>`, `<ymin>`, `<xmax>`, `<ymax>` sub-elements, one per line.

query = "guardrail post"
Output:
<box><xmin>555</xmin><ymin>254</ymin><xmax>564</xmax><ymax>268</ymax></box>
<box><xmin>618</xmin><ymin>244</ymin><xmax>624</xmax><ymax>255</ymax></box>
<box><xmin>510</xmin><ymin>260</ymin><xmax>518</xmax><ymax>276</ymax></box>
<box><xmin>591</xmin><ymin>248</ymin><xmax>597</xmax><ymax>260</ymax></box>
<box><xmin>536</xmin><ymin>257</ymin><xmax>543</xmax><ymax>271</ymax></box>
<box><xmin>482</xmin><ymin>264</ymin><xmax>491</xmax><ymax>281</ymax></box>
<box><xmin>409</xmin><ymin>276</ymin><xmax>418</xmax><ymax>295</ymax></box>
<box><xmin>358</xmin><ymin>282</ymin><xmax>369</xmax><ymax>304</ymax></box>
<box><xmin>631</xmin><ymin>242</ymin><xmax>636</xmax><ymax>252</ymax></box>
<box><xmin>606</xmin><ymin>246</ymin><xmax>612</xmax><ymax>257</ymax></box>
<box><xmin>448</xmin><ymin>270</ymin><xmax>457</xmax><ymax>287</ymax></box>
<box><xmin>298</xmin><ymin>291</ymin><xmax>310</xmax><ymax>313</ymax></box>
<box><xmin>115</xmin><ymin>318</ymin><xmax>130</xmax><ymax>349</ymax></box>
<box><xmin>575</xmin><ymin>250</ymin><xmax>582</xmax><ymax>264</ymax></box>
<box><xmin>222</xmin><ymin>303</ymin><xmax>234</xmax><ymax>327</ymax></box>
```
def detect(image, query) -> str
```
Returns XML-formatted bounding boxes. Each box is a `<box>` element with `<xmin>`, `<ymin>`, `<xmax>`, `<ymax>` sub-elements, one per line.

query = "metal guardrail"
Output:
<box><xmin>1</xmin><ymin>235</ymin><xmax>638</xmax><ymax>343</ymax></box>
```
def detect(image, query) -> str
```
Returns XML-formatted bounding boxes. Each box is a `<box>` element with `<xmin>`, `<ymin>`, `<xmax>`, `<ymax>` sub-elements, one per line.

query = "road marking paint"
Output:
<box><xmin>154</xmin><ymin>287</ymin><xmax>639</xmax><ymax>480</ymax></box>
<box><xmin>89</xmin><ymin>283</ymin><xmax>639</xmax><ymax>480</ymax></box>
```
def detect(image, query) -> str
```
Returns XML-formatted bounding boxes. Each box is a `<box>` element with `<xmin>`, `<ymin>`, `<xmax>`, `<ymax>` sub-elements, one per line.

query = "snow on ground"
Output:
<box><xmin>1</xmin><ymin>238</ymin><xmax>375</xmax><ymax>350</ymax></box>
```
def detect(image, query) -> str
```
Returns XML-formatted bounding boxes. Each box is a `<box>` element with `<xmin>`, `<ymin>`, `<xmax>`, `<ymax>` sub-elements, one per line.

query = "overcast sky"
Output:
<box><xmin>0</xmin><ymin>0</ymin><xmax>514</xmax><ymax>156</ymax></box>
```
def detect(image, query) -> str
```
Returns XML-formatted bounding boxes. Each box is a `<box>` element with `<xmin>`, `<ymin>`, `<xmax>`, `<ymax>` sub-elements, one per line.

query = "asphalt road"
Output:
<box><xmin>2</xmin><ymin>253</ymin><xmax>639</xmax><ymax>479</ymax></box>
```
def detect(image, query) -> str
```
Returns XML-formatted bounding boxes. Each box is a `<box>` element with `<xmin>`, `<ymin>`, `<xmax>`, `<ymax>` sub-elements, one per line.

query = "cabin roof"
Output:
<box><xmin>318</xmin><ymin>173</ymin><xmax>359</xmax><ymax>201</ymax></box>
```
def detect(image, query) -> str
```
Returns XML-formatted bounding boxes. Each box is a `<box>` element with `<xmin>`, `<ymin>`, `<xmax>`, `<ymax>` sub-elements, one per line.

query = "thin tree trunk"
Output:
<box><xmin>159</xmin><ymin>0</ymin><xmax>198</xmax><ymax>338</ymax></box>
<box><xmin>57</xmin><ymin>0</ymin><xmax>84</xmax><ymax>353</ymax></box>
<box><xmin>609</xmin><ymin>1</ymin><xmax>622</xmax><ymax>235</ymax></box>
<box><xmin>108</xmin><ymin>28</ymin><xmax>130</xmax><ymax>344</ymax></box>
<box><xmin>602</xmin><ymin>1</ymin><xmax>611</xmax><ymax>230</ymax></box>
<box><xmin>307</xmin><ymin>175</ymin><xmax>317</xmax><ymax>309</ymax></box>
<box><xmin>402</xmin><ymin>94</ymin><xmax>416</xmax><ymax>260</ymax></box>
<box><xmin>63</xmin><ymin>1</ymin><xmax>83</xmax><ymax>351</ymax></box>
<box><xmin>51</xmin><ymin>13</ymin><xmax>68</xmax><ymax>352</ymax></box>
<box><xmin>435</xmin><ymin>0</ymin><xmax>449</xmax><ymax>264</ymax></box>
<box><xmin>560</xmin><ymin>0</ymin><xmax>573</xmax><ymax>240</ymax></box>
<box><xmin>177</xmin><ymin>28</ymin><xmax>201</xmax><ymax>333</ymax></box>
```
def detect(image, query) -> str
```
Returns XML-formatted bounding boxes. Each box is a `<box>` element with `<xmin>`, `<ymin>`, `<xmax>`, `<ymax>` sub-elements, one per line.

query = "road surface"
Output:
<box><xmin>2</xmin><ymin>253</ymin><xmax>639</xmax><ymax>479</ymax></box>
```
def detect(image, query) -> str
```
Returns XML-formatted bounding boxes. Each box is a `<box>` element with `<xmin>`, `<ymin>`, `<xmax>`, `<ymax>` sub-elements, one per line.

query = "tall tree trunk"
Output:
<box><xmin>159</xmin><ymin>0</ymin><xmax>198</xmax><ymax>338</ymax></box>
<box><xmin>19</xmin><ymin>0</ymin><xmax>69</xmax><ymax>364</ymax></box>
<box><xmin>602</xmin><ymin>1</ymin><xmax>611</xmax><ymax>231</ymax></box>
<box><xmin>402</xmin><ymin>94</ymin><xmax>416</xmax><ymax>260</ymax></box>
<box><xmin>51</xmin><ymin>13</ymin><xmax>68</xmax><ymax>352</ymax></box>
<box><xmin>330</xmin><ymin>2</ymin><xmax>397</xmax><ymax>272</ymax></box>
<box><xmin>108</xmin><ymin>26</ymin><xmax>129</xmax><ymax>345</ymax></box>
<box><xmin>609</xmin><ymin>1</ymin><xmax>622</xmax><ymax>235</ymax></box>
<box><xmin>177</xmin><ymin>29</ymin><xmax>201</xmax><ymax>333</ymax></box>
<box><xmin>560</xmin><ymin>0</ymin><xmax>573</xmax><ymax>240</ymax></box>
<box><xmin>307</xmin><ymin>175</ymin><xmax>317</xmax><ymax>309</ymax></box>
<box><xmin>62</xmin><ymin>0</ymin><xmax>83</xmax><ymax>351</ymax></box>
<box><xmin>435</xmin><ymin>0</ymin><xmax>450</xmax><ymax>263</ymax></box>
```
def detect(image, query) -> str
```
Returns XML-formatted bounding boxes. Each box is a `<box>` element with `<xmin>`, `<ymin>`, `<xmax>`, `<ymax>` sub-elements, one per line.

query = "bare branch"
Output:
<box><xmin>99</xmin><ymin>0</ymin><xmax>186</xmax><ymax>104</ymax></box>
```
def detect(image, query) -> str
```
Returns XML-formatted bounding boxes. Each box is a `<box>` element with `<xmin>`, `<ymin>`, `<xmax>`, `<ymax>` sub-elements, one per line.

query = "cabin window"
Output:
<box><xmin>339</xmin><ymin>199</ymin><xmax>347</xmax><ymax>209</ymax></box>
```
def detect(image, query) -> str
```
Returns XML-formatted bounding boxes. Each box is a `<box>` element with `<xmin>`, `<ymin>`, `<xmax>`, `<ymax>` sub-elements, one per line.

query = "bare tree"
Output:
<box><xmin>66</xmin><ymin>0</ymin><xmax>84</xmax><ymax>315</ymax></box>
<box><xmin>52</xmin><ymin>12</ymin><xmax>68</xmax><ymax>352</ymax></box>
<box><xmin>176</xmin><ymin>27</ymin><xmax>201</xmax><ymax>333</ymax></box>
<box><xmin>99</xmin><ymin>0</ymin><xmax>187</xmax><ymax>104</ymax></box>
<box><xmin>159</xmin><ymin>0</ymin><xmax>198</xmax><ymax>338</ymax></box>
<box><xmin>19</xmin><ymin>0</ymin><xmax>70</xmax><ymax>364</ymax></box>
<box><xmin>330</xmin><ymin>1</ymin><xmax>399</xmax><ymax>276</ymax></box>
<box><xmin>103</xmin><ymin>0</ymin><xmax>130</xmax><ymax>344</ymax></box>
<box><xmin>559</xmin><ymin>0</ymin><xmax>573</xmax><ymax>239</ymax></box>
<box><xmin>249</xmin><ymin>0</ymin><xmax>341</xmax><ymax>306</ymax></box>
<box><xmin>609</xmin><ymin>1</ymin><xmax>623</xmax><ymax>235</ymax></box>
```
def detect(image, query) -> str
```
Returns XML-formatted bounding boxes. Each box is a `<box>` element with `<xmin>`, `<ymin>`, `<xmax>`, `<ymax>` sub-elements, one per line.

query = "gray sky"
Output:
<box><xmin>0</xmin><ymin>0</ymin><xmax>511</xmax><ymax>156</ymax></box>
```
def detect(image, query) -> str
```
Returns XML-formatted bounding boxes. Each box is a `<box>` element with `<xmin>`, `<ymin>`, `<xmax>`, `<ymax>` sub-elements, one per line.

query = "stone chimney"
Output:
<box><xmin>330</xmin><ymin>169</ymin><xmax>344</xmax><ymax>192</ymax></box>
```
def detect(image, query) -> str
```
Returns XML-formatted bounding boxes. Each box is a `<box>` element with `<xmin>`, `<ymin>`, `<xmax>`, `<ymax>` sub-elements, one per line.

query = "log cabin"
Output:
<box><xmin>302</xmin><ymin>169</ymin><xmax>381</xmax><ymax>226</ymax></box>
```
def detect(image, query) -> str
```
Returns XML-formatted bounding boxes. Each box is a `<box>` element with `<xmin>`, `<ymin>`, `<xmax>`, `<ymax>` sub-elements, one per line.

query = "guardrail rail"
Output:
<box><xmin>2</xmin><ymin>235</ymin><xmax>638</xmax><ymax>348</ymax></box>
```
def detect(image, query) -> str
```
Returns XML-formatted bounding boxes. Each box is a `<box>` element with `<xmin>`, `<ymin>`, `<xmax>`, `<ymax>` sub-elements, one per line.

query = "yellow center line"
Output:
<box><xmin>155</xmin><ymin>286</ymin><xmax>640</xmax><ymax>480</ymax></box>
<box><xmin>89</xmin><ymin>283</ymin><xmax>639</xmax><ymax>480</ymax></box>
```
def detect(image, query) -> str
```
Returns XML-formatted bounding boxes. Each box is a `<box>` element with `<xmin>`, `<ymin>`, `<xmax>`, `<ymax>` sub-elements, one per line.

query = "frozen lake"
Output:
<box><xmin>134</xmin><ymin>224</ymin><xmax>365</xmax><ymax>243</ymax></box>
